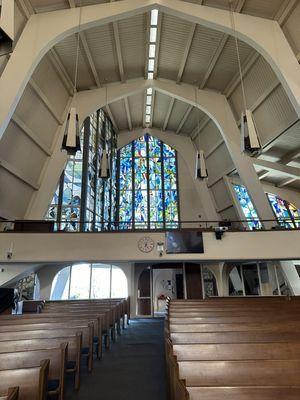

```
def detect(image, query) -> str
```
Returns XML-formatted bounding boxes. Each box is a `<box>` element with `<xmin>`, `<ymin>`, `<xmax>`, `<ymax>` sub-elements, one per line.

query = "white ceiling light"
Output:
<box><xmin>150</xmin><ymin>27</ymin><xmax>157</xmax><ymax>43</ymax></box>
<box><xmin>149</xmin><ymin>44</ymin><xmax>156</xmax><ymax>58</ymax></box>
<box><xmin>151</xmin><ymin>9</ymin><xmax>158</xmax><ymax>25</ymax></box>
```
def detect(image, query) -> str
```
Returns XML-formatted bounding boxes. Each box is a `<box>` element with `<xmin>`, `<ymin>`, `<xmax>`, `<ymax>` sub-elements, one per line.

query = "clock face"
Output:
<box><xmin>138</xmin><ymin>237</ymin><xmax>155</xmax><ymax>253</ymax></box>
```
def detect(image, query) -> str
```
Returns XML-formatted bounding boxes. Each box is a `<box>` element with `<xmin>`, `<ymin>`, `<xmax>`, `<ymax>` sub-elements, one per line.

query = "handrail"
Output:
<box><xmin>0</xmin><ymin>217</ymin><xmax>300</xmax><ymax>233</ymax></box>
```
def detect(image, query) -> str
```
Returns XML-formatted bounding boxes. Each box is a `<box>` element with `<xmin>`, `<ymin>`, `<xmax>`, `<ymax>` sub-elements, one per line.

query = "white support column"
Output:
<box><xmin>1</xmin><ymin>0</ymin><xmax>300</xmax><ymax>141</ymax></box>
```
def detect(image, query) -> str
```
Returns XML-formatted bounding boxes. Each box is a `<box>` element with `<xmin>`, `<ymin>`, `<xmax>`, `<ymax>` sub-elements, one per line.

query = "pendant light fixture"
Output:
<box><xmin>99</xmin><ymin>85</ymin><xmax>111</xmax><ymax>179</ymax></box>
<box><xmin>62</xmin><ymin>3</ymin><xmax>82</xmax><ymax>156</ymax></box>
<box><xmin>229</xmin><ymin>0</ymin><xmax>261</xmax><ymax>155</ymax></box>
<box><xmin>196</xmin><ymin>150</ymin><xmax>208</xmax><ymax>180</ymax></box>
<box><xmin>0</xmin><ymin>0</ymin><xmax>14</xmax><ymax>56</ymax></box>
<box><xmin>194</xmin><ymin>87</ymin><xmax>208</xmax><ymax>180</ymax></box>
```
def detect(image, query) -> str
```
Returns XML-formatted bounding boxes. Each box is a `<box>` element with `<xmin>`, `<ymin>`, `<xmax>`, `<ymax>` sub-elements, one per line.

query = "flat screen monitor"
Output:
<box><xmin>166</xmin><ymin>231</ymin><xmax>204</xmax><ymax>254</ymax></box>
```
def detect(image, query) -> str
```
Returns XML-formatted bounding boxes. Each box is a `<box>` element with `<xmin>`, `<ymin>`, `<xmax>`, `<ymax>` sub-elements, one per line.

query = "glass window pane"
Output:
<box><xmin>69</xmin><ymin>264</ymin><xmax>91</xmax><ymax>299</ymax></box>
<box><xmin>259</xmin><ymin>263</ymin><xmax>279</xmax><ymax>296</ymax></box>
<box><xmin>111</xmin><ymin>267</ymin><xmax>128</xmax><ymax>298</ymax></box>
<box><xmin>91</xmin><ymin>264</ymin><xmax>111</xmax><ymax>299</ymax></box>
<box><xmin>149</xmin><ymin>27</ymin><xmax>157</xmax><ymax>42</ymax></box>
<box><xmin>50</xmin><ymin>267</ymin><xmax>71</xmax><ymax>300</ymax></box>
<box><xmin>233</xmin><ymin>185</ymin><xmax>261</xmax><ymax>230</ymax></box>
<box><xmin>229</xmin><ymin>266</ymin><xmax>243</xmax><ymax>296</ymax></box>
<box><xmin>242</xmin><ymin>264</ymin><xmax>260</xmax><ymax>295</ymax></box>
<box><xmin>151</xmin><ymin>9</ymin><xmax>158</xmax><ymax>26</ymax></box>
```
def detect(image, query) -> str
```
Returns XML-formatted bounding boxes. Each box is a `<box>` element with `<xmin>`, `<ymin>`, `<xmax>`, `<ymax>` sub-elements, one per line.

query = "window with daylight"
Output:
<box><xmin>118</xmin><ymin>134</ymin><xmax>179</xmax><ymax>230</ymax></box>
<box><xmin>232</xmin><ymin>184</ymin><xmax>300</xmax><ymax>229</ymax></box>
<box><xmin>47</xmin><ymin>109</ymin><xmax>180</xmax><ymax>231</ymax></box>
<box><xmin>50</xmin><ymin>264</ymin><xmax>128</xmax><ymax>300</ymax></box>
<box><xmin>233</xmin><ymin>185</ymin><xmax>261</xmax><ymax>230</ymax></box>
<box><xmin>267</xmin><ymin>193</ymin><xmax>300</xmax><ymax>228</ymax></box>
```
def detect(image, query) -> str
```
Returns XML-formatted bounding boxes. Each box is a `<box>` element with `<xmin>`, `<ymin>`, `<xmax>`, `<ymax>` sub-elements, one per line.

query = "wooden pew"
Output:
<box><xmin>0</xmin><ymin>388</ymin><xmax>19</xmax><ymax>400</ymax></box>
<box><xmin>0</xmin><ymin>336</ymin><xmax>81</xmax><ymax>391</ymax></box>
<box><xmin>0</xmin><ymin>318</ymin><xmax>102</xmax><ymax>359</ymax></box>
<box><xmin>0</xmin><ymin>326</ymin><xmax>93</xmax><ymax>372</ymax></box>
<box><xmin>169</xmin><ymin>321</ymin><xmax>300</xmax><ymax>333</ymax></box>
<box><xmin>0</xmin><ymin>344</ymin><xmax>67</xmax><ymax>400</ymax></box>
<box><xmin>0</xmin><ymin>360</ymin><xmax>49</xmax><ymax>400</ymax></box>
<box><xmin>177</xmin><ymin>359</ymin><xmax>300</xmax><ymax>386</ymax></box>
<box><xmin>166</xmin><ymin>297</ymin><xmax>300</xmax><ymax>400</ymax></box>
<box><xmin>186</xmin><ymin>387</ymin><xmax>300</xmax><ymax>400</ymax></box>
<box><xmin>169</xmin><ymin>341</ymin><xmax>300</xmax><ymax>361</ymax></box>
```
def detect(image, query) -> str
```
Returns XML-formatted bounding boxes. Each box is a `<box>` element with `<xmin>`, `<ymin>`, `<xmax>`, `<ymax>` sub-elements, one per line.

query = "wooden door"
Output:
<box><xmin>185</xmin><ymin>263</ymin><xmax>203</xmax><ymax>299</ymax></box>
<box><xmin>137</xmin><ymin>268</ymin><xmax>151</xmax><ymax>315</ymax></box>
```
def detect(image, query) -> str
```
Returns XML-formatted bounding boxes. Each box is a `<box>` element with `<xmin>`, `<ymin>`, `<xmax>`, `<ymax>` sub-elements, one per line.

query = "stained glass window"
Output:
<box><xmin>232</xmin><ymin>184</ymin><xmax>300</xmax><ymax>229</ymax></box>
<box><xmin>47</xmin><ymin>113</ymin><xmax>179</xmax><ymax>231</ymax></box>
<box><xmin>233</xmin><ymin>185</ymin><xmax>261</xmax><ymax>230</ymax></box>
<box><xmin>118</xmin><ymin>134</ymin><xmax>179</xmax><ymax>230</ymax></box>
<box><xmin>267</xmin><ymin>193</ymin><xmax>300</xmax><ymax>228</ymax></box>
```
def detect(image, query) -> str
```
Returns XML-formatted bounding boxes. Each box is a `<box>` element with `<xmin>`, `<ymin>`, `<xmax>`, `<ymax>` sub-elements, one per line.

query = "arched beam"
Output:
<box><xmin>76</xmin><ymin>79</ymin><xmax>275</xmax><ymax>226</ymax></box>
<box><xmin>1</xmin><ymin>0</ymin><xmax>300</xmax><ymax>138</ymax></box>
<box><xmin>29</xmin><ymin>78</ymin><xmax>275</xmax><ymax>226</ymax></box>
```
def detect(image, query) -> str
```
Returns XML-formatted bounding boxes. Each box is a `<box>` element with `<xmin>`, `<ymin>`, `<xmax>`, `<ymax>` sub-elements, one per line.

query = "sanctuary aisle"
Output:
<box><xmin>66</xmin><ymin>319</ymin><xmax>167</xmax><ymax>400</ymax></box>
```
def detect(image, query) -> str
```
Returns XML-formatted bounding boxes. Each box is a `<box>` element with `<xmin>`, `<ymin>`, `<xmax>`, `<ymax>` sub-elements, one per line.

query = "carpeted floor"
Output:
<box><xmin>66</xmin><ymin>318</ymin><xmax>167</xmax><ymax>400</ymax></box>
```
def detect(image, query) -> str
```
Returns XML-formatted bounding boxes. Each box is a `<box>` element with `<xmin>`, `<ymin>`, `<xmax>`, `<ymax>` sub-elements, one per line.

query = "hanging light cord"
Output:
<box><xmin>228</xmin><ymin>0</ymin><xmax>248</xmax><ymax>112</ymax></box>
<box><xmin>74</xmin><ymin>1</ymin><xmax>83</xmax><ymax>95</ymax></box>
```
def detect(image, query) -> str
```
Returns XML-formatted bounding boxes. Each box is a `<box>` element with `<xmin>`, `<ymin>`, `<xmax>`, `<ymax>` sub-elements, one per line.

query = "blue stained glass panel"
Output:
<box><xmin>164</xmin><ymin>157</ymin><xmax>177</xmax><ymax>190</ymax></box>
<box><xmin>120</xmin><ymin>143</ymin><xmax>132</xmax><ymax>158</ymax></box>
<box><xmin>163</xmin><ymin>143</ymin><xmax>176</xmax><ymax>158</ymax></box>
<box><xmin>233</xmin><ymin>185</ymin><xmax>261</xmax><ymax>230</ymax></box>
<box><xmin>148</xmin><ymin>136</ymin><xmax>161</xmax><ymax>157</ymax></box>
<box><xmin>149</xmin><ymin>158</ymin><xmax>162</xmax><ymax>190</ymax></box>
<box><xmin>267</xmin><ymin>193</ymin><xmax>294</xmax><ymax>228</ymax></box>
<box><xmin>287</xmin><ymin>202</ymin><xmax>300</xmax><ymax>228</ymax></box>
<box><xmin>134</xmin><ymin>190</ymin><xmax>148</xmax><ymax>221</ymax></box>
<box><xmin>134</xmin><ymin>158</ymin><xmax>148</xmax><ymax>190</ymax></box>
<box><xmin>134</xmin><ymin>136</ymin><xmax>147</xmax><ymax>157</ymax></box>
<box><xmin>120</xmin><ymin>158</ymin><xmax>132</xmax><ymax>190</ymax></box>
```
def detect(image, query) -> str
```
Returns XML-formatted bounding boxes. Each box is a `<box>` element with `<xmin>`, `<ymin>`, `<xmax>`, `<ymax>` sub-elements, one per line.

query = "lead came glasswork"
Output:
<box><xmin>47</xmin><ymin>112</ymin><xmax>179</xmax><ymax>231</ymax></box>
<box><xmin>233</xmin><ymin>185</ymin><xmax>261</xmax><ymax>230</ymax></box>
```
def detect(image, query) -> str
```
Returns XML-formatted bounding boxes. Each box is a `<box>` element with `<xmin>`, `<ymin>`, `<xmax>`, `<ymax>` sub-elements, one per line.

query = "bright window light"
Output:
<box><xmin>146</xmin><ymin>95</ymin><xmax>152</xmax><ymax>105</ymax></box>
<box><xmin>148</xmin><ymin>59</ymin><xmax>155</xmax><ymax>72</ymax></box>
<box><xmin>149</xmin><ymin>44</ymin><xmax>156</xmax><ymax>58</ymax></box>
<box><xmin>146</xmin><ymin>105</ymin><xmax>151</xmax><ymax>114</ymax></box>
<box><xmin>148</xmin><ymin>72</ymin><xmax>154</xmax><ymax>79</ymax></box>
<box><xmin>147</xmin><ymin>88</ymin><xmax>153</xmax><ymax>95</ymax></box>
<box><xmin>145</xmin><ymin>115</ymin><xmax>151</xmax><ymax>123</ymax></box>
<box><xmin>149</xmin><ymin>27</ymin><xmax>157</xmax><ymax>43</ymax></box>
<box><xmin>151</xmin><ymin>9</ymin><xmax>158</xmax><ymax>26</ymax></box>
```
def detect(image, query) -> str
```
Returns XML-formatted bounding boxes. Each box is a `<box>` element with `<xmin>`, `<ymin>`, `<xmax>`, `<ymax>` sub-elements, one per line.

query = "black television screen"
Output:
<box><xmin>166</xmin><ymin>231</ymin><xmax>204</xmax><ymax>254</ymax></box>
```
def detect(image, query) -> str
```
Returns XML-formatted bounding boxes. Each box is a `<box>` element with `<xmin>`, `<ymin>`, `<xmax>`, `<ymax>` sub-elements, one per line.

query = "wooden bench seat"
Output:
<box><xmin>170</xmin><ymin>342</ymin><xmax>300</xmax><ymax>360</ymax></box>
<box><xmin>168</xmin><ymin>315</ymin><xmax>300</xmax><ymax>324</ymax></box>
<box><xmin>0</xmin><ymin>326</ymin><xmax>93</xmax><ymax>372</ymax></box>
<box><xmin>0</xmin><ymin>344</ymin><xmax>67</xmax><ymax>400</ymax></box>
<box><xmin>169</xmin><ymin>321</ymin><xmax>300</xmax><ymax>333</ymax></box>
<box><xmin>0</xmin><ymin>336</ymin><xmax>81</xmax><ymax>391</ymax></box>
<box><xmin>186</xmin><ymin>386</ymin><xmax>300</xmax><ymax>400</ymax></box>
<box><xmin>170</xmin><ymin>331</ymin><xmax>300</xmax><ymax>344</ymax></box>
<box><xmin>0</xmin><ymin>360</ymin><xmax>49</xmax><ymax>400</ymax></box>
<box><xmin>0</xmin><ymin>319</ymin><xmax>102</xmax><ymax>359</ymax></box>
<box><xmin>0</xmin><ymin>388</ymin><xmax>19</xmax><ymax>400</ymax></box>
<box><xmin>178</xmin><ymin>360</ymin><xmax>300</xmax><ymax>386</ymax></box>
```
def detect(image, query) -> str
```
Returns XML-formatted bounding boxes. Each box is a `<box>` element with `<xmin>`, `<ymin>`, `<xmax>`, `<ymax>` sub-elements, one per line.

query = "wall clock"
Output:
<box><xmin>138</xmin><ymin>237</ymin><xmax>155</xmax><ymax>253</ymax></box>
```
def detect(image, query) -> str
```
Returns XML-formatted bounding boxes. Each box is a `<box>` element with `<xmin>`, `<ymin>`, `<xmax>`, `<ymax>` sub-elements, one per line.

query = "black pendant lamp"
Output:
<box><xmin>61</xmin><ymin>4</ymin><xmax>82</xmax><ymax>156</ymax></box>
<box><xmin>229</xmin><ymin>1</ymin><xmax>261</xmax><ymax>155</ymax></box>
